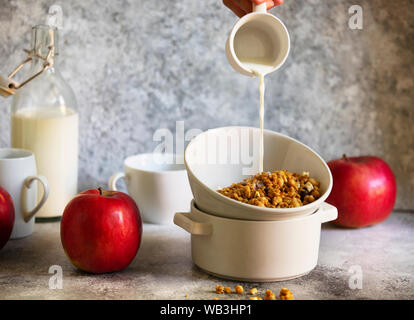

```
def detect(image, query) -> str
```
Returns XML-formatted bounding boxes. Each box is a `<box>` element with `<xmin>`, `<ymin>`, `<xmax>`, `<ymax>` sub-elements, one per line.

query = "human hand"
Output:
<box><xmin>223</xmin><ymin>0</ymin><xmax>284</xmax><ymax>18</ymax></box>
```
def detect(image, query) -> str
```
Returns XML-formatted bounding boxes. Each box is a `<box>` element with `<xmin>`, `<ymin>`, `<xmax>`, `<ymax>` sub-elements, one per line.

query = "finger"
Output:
<box><xmin>253</xmin><ymin>0</ymin><xmax>284</xmax><ymax>10</ymax></box>
<box><xmin>266</xmin><ymin>1</ymin><xmax>275</xmax><ymax>9</ymax></box>
<box><xmin>238</xmin><ymin>0</ymin><xmax>253</xmax><ymax>13</ymax></box>
<box><xmin>251</xmin><ymin>0</ymin><xmax>278</xmax><ymax>10</ymax></box>
<box><xmin>224</xmin><ymin>0</ymin><xmax>283</xmax><ymax>17</ymax></box>
<box><xmin>223</xmin><ymin>0</ymin><xmax>247</xmax><ymax>18</ymax></box>
<box><xmin>240</xmin><ymin>0</ymin><xmax>274</xmax><ymax>13</ymax></box>
<box><xmin>264</xmin><ymin>1</ymin><xmax>277</xmax><ymax>10</ymax></box>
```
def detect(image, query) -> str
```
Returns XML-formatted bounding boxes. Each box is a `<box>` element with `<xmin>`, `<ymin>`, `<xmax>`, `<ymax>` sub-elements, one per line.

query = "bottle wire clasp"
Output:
<box><xmin>0</xmin><ymin>45</ymin><xmax>54</xmax><ymax>98</ymax></box>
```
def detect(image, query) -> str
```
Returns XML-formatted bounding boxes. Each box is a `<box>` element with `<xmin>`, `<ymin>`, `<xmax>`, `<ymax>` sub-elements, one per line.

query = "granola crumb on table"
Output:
<box><xmin>216</xmin><ymin>285</ymin><xmax>224</xmax><ymax>294</ymax></box>
<box><xmin>217</xmin><ymin>170</ymin><xmax>321</xmax><ymax>208</ymax></box>
<box><xmin>235</xmin><ymin>285</ymin><xmax>244</xmax><ymax>294</ymax></box>
<box><xmin>213</xmin><ymin>284</ymin><xmax>294</xmax><ymax>300</ymax></box>
<box><xmin>264</xmin><ymin>289</ymin><xmax>277</xmax><ymax>300</ymax></box>
<box><xmin>279</xmin><ymin>288</ymin><xmax>294</xmax><ymax>300</ymax></box>
<box><xmin>249</xmin><ymin>288</ymin><xmax>258</xmax><ymax>295</ymax></box>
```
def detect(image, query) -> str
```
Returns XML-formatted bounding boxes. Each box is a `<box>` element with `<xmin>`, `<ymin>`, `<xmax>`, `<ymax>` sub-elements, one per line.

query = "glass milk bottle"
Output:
<box><xmin>11</xmin><ymin>25</ymin><xmax>78</xmax><ymax>220</ymax></box>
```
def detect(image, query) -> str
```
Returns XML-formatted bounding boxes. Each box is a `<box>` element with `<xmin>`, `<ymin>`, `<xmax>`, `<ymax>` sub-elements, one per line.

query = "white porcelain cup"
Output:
<box><xmin>225</xmin><ymin>3</ymin><xmax>290</xmax><ymax>76</ymax></box>
<box><xmin>109</xmin><ymin>153</ymin><xmax>193</xmax><ymax>225</ymax></box>
<box><xmin>0</xmin><ymin>148</ymin><xmax>49</xmax><ymax>239</ymax></box>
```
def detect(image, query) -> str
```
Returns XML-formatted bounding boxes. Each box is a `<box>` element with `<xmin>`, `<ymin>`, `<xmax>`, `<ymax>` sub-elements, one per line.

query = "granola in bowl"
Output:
<box><xmin>217</xmin><ymin>170</ymin><xmax>321</xmax><ymax>208</ymax></box>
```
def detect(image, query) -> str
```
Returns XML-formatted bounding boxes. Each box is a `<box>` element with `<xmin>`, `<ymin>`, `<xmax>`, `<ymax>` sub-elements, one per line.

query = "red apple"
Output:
<box><xmin>326</xmin><ymin>155</ymin><xmax>396</xmax><ymax>228</ymax></box>
<box><xmin>0</xmin><ymin>186</ymin><xmax>15</xmax><ymax>250</ymax></box>
<box><xmin>61</xmin><ymin>188</ymin><xmax>142</xmax><ymax>273</ymax></box>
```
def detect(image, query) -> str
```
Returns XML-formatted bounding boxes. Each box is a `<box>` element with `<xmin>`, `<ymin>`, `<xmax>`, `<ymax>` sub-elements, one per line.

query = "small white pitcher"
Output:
<box><xmin>225</xmin><ymin>3</ymin><xmax>290</xmax><ymax>77</ymax></box>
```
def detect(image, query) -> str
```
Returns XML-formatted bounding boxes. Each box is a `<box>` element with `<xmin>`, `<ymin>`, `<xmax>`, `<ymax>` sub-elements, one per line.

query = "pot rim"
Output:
<box><xmin>190</xmin><ymin>200</ymin><xmax>332</xmax><ymax>225</ymax></box>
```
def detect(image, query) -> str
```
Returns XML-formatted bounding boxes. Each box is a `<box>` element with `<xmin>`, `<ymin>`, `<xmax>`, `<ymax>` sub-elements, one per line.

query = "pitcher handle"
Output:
<box><xmin>22</xmin><ymin>175</ymin><xmax>49</xmax><ymax>222</ymax></box>
<box><xmin>253</xmin><ymin>3</ymin><xmax>267</xmax><ymax>13</ymax></box>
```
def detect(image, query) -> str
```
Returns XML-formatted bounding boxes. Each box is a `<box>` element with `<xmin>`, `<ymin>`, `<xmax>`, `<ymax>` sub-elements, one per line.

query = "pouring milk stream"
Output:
<box><xmin>226</xmin><ymin>3</ymin><xmax>290</xmax><ymax>172</ymax></box>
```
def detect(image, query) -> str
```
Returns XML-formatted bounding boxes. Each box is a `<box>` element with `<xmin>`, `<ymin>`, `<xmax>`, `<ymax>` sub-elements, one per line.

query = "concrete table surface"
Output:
<box><xmin>0</xmin><ymin>212</ymin><xmax>413</xmax><ymax>300</ymax></box>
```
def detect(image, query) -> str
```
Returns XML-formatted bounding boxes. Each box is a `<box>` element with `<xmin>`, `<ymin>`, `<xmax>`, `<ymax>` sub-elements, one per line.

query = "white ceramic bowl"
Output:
<box><xmin>174</xmin><ymin>200</ymin><xmax>337</xmax><ymax>282</ymax></box>
<box><xmin>185</xmin><ymin>127</ymin><xmax>333</xmax><ymax>221</ymax></box>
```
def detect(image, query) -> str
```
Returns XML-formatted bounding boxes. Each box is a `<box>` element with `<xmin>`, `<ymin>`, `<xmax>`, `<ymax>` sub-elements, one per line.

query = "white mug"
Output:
<box><xmin>109</xmin><ymin>153</ymin><xmax>192</xmax><ymax>224</ymax></box>
<box><xmin>225</xmin><ymin>2</ymin><xmax>290</xmax><ymax>77</ymax></box>
<box><xmin>0</xmin><ymin>148</ymin><xmax>49</xmax><ymax>239</ymax></box>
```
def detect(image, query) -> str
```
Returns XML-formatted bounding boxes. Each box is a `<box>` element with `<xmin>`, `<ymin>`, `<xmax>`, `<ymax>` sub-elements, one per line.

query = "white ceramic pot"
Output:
<box><xmin>174</xmin><ymin>200</ymin><xmax>337</xmax><ymax>282</ymax></box>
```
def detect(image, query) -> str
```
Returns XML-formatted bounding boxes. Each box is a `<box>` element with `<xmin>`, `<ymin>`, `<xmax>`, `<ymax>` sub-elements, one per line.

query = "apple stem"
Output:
<box><xmin>342</xmin><ymin>154</ymin><xmax>349</xmax><ymax>162</ymax></box>
<box><xmin>98</xmin><ymin>187</ymin><xmax>103</xmax><ymax>196</ymax></box>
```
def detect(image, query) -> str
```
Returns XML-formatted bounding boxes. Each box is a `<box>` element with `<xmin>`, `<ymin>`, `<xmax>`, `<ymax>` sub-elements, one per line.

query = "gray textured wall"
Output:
<box><xmin>0</xmin><ymin>0</ymin><xmax>413</xmax><ymax>210</ymax></box>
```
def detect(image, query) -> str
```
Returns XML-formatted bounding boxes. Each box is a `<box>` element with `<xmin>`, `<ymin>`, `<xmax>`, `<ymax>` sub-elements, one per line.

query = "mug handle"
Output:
<box><xmin>108</xmin><ymin>172</ymin><xmax>125</xmax><ymax>191</ymax></box>
<box><xmin>22</xmin><ymin>175</ymin><xmax>50</xmax><ymax>222</ymax></box>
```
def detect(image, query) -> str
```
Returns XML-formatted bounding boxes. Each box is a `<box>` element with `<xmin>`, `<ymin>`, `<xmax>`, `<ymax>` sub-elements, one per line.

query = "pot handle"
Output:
<box><xmin>174</xmin><ymin>212</ymin><xmax>212</xmax><ymax>236</ymax></box>
<box><xmin>319</xmin><ymin>202</ymin><xmax>338</xmax><ymax>224</ymax></box>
